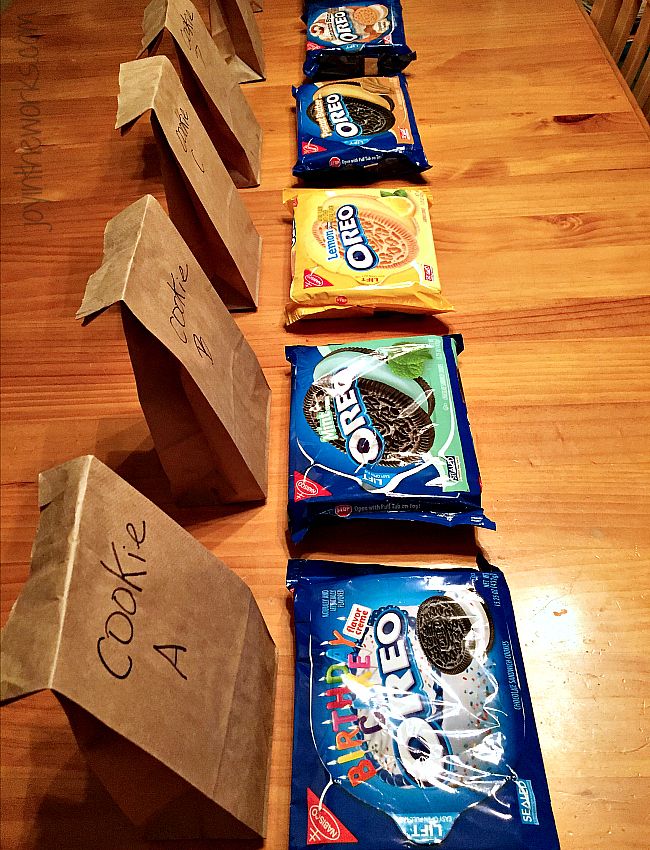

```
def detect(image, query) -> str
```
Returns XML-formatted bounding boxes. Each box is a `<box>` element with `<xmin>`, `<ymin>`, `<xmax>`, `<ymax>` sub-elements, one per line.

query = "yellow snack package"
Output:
<box><xmin>283</xmin><ymin>187</ymin><xmax>452</xmax><ymax>325</ymax></box>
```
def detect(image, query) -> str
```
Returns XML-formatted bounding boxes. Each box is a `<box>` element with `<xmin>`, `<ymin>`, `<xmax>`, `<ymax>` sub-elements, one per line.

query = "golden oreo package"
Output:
<box><xmin>283</xmin><ymin>188</ymin><xmax>452</xmax><ymax>325</ymax></box>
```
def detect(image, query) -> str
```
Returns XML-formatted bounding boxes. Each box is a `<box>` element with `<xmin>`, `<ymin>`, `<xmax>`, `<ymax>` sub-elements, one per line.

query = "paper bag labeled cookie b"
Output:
<box><xmin>283</xmin><ymin>187</ymin><xmax>452</xmax><ymax>324</ymax></box>
<box><xmin>140</xmin><ymin>0</ymin><xmax>262</xmax><ymax>186</ymax></box>
<box><xmin>208</xmin><ymin>0</ymin><xmax>265</xmax><ymax>82</ymax></box>
<box><xmin>0</xmin><ymin>455</ymin><xmax>277</xmax><ymax>840</ymax></box>
<box><xmin>116</xmin><ymin>56</ymin><xmax>262</xmax><ymax>310</ymax></box>
<box><xmin>77</xmin><ymin>195</ymin><xmax>270</xmax><ymax>506</ymax></box>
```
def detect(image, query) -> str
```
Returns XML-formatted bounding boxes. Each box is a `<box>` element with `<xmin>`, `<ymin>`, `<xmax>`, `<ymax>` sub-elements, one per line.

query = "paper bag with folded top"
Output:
<box><xmin>140</xmin><ymin>0</ymin><xmax>262</xmax><ymax>187</ymax></box>
<box><xmin>77</xmin><ymin>194</ymin><xmax>270</xmax><ymax>506</ymax></box>
<box><xmin>208</xmin><ymin>0</ymin><xmax>265</xmax><ymax>82</ymax></box>
<box><xmin>116</xmin><ymin>55</ymin><xmax>261</xmax><ymax>310</ymax></box>
<box><xmin>0</xmin><ymin>455</ymin><xmax>277</xmax><ymax>840</ymax></box>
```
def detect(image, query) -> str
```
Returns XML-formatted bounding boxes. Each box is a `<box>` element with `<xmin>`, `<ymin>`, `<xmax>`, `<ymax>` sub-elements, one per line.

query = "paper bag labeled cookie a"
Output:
<box><xmin>116</xmin><ymin>55</ymin><xmax>261</xmax><ymax>310</ymax></box>
<box><xmin>77</xmin><ymin>195</ymin><xmax>270</xmax><ymax>506</ymax></box>
<box><xmin>208</xmin><ymin>0</ymin><xmax>265</xmax><ymax>82</ymax></box>
<box><xmin>140</xmin><ymin>0</ymin><xmax>262</xmax><ymax>186</ymax></box>
<box><xmin>0</xmin><ymin>455</ymin><xmax>277</xmax><ymax>840</ymax></box>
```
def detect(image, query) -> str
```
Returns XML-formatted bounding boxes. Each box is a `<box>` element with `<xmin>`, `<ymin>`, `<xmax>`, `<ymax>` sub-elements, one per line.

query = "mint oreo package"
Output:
<box><xmin>303</xmin><ymin>1</ymin><xmax>416</xmax><ymax>80</ymax></box>
<box><xmin>286</xmin><ymin>335</ymin><xmax>494</xmax><ymax>543</ymax></box>
<box><xmin>293</xmin><ymin>75</ymin><xmax>430</xmax><ymax>179</ymax></box>
<box><xmin>286</xmin><ymin>557</ymin><xmax>560</xmax><ymax>850</ymax></box>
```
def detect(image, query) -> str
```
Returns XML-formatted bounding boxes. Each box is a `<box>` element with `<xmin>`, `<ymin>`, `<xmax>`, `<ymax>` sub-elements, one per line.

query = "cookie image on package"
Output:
<box><xmin>352</xmin><ymin>4</ymin><xmax>386</xmax><ymax>25</ymax></box>
<box><xmin>304</xmin><ymin>376</ymin><xmax>435</xmax><ymax>467</ymax></box>
<box><xmin>417</xmin><ymin>595</ymin><xmax>494</xmax><ymax>674</ymax></box>
<box><xmin>312</xmin><ymin>209</ymin><xmax>418</xmax><ymax>268</ymax></box>
<box><xmin>349</xmin><ymin>598</ymin><xmax>501</xmax><ymax>793</ymax></box>
<box><xmin>307</xmin><ymin>89</ymin><xmax>396</xmax><ymax>136</ymax></box>
<box><xmin>309</xmin><ymin>5</ymin><xmax>391</xmax><ymax>44</ymax></box>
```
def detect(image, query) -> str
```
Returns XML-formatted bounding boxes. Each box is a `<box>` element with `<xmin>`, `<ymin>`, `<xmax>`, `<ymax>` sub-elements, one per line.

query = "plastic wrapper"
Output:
<box><xmin>293</xmin><ymin>75</ymin><xmax>430</xmax><ymax>180</ymax></box>
<box><xmin>286</xmin><ymin>557</ymin><xmax>561</xmax><ymax>849</ymax></box>
<box><xmin>303</xmin><ymin>1</ymin><xmax>416</xmax><ymax>79</ymax></box>
<box><xmin>283</xmin><ymin>188</ymin><xmax>451</xmax><ymax>325</ymax></box>
<box><xmin>286</xmin><ymin>335</ymin><xmax>494</xmax><ymax>542</ymax></box>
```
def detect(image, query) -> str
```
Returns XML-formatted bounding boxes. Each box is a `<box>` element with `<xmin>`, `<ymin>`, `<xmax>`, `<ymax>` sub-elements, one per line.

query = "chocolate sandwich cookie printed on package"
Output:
<box><xmin>304</xmin><ymin>1</ymin><xmax>415</xmax><ymax>79</ymax></box>
<box><xmin>283</xmin><ymin>188</ymin><xmax>451</xmax><ymax>324</ymax></box>
<box><xmin>293</xmin><ymin>75</ymin><xmax>430</xmax><ymax>178</ymax></box>
<box><xmin>286</xmin><ymin>335</ymin><xmax>494</xmax><ymax>543</ymax></box>
<box><xmin>286</xmin><ymin>558</ymin><xmax>561</xmax><ymax>850</ymax></box>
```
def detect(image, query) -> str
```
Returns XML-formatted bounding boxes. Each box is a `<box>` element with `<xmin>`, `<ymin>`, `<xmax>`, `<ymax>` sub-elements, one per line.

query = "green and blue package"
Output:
<box><xmin>286</xmin><ymin>335</ymin><xmax>494</xmax><ymax>543</ymax></box>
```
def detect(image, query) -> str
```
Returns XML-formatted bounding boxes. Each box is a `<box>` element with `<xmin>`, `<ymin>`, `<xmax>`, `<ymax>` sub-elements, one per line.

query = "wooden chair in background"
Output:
<box><xmin>588</xmin><ymin>0</ymin><xmax>649</xmax><ymax>116</ymax></box>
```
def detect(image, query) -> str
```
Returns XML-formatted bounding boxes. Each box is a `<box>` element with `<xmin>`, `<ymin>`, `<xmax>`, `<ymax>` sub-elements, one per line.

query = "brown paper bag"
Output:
<box><xmin>77</xmin><ymin>195</ymin><xmax>270</xmax><ymax>506</ymax></box>
<box><xmin>140</xmin><ymin>0</ymin><xmax>262</xmax><ymax>187</ymax></box>
<box><xmin>208</xmin><ymin>0</ymin><xmax>265</xmax><ymax>82</ymax></box>
<box><xmin>0</xmin><ymin>455</ymin><xmax>277</xmax><ymax>840</ymax></box>
<box><xmin>116</xmin><ymin>55</ymin><xmax>261</xmax><ymax>311</ymax></box>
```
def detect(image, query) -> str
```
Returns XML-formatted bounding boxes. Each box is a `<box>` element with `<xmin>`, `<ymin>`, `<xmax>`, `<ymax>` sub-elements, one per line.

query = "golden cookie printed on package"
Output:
<box><xmin>283</xmin><ymin>188</ymin><xmax>452</xmax><ymax>325</ymax></box>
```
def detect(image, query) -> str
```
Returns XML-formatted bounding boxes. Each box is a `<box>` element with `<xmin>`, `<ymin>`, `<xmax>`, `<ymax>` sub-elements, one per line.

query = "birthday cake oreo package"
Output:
<box><xmin>286</xmin><ymin>335</ymin><xmax>494</xmax><ymax>543</ymax></box>
<box><xmin>304</xmin><ymin>1</ymin><xmax>416</xmax><ymax>79</ymax></box>
<box><xmin>293</xmin><ymin>75</ymin><xmax>430</xmax><ymax>179</ymax></box>
<box><xmin>286</xmin><ymin>558</ymin><xmax>560</xmax><ymax>850</ymax></box>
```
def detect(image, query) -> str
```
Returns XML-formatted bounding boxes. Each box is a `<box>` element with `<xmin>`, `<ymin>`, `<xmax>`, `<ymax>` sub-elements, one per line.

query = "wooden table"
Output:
<box><xmin>1</xmin><ymin>0</ymin><xmax>649</xmax><ymax>847</ymax></box>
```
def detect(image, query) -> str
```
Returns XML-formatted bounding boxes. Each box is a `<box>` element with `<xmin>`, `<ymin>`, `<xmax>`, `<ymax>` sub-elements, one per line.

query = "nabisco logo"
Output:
<box><xmin>296</xmin><ymin>478</ymin><xmax>318</xmax><ymax>499</ymax></box>
<box><xmin>309</xmin><ymin>803</ymin><xmax>340</xmax><ymax>841</ymax></box>
<box><xmin>304</xmin><ymin>270</ymin><xmax>333</xmax><ymax>289</ymax></box>
<box><xmin>302</xmin><ymin>139</ymin><xmax>326</xmax><ymax>155</ymax></box>
<box><xmin>293</xmin><ymin>472</ymin><xmax>332</xmax><ymax>502</ymax></box>
<box><xmin>306</xmin><ymin>788</ymin><xmax>357</xmax><ymax>845</ymax></box>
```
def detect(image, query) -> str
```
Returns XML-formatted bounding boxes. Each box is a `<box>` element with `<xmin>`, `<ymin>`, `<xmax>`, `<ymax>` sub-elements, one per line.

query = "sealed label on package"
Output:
<box><xmin>293</xmin><ymin>75</ymin><xmax>430</xmax><ymax>179</ymax></box>
<box><xmin>283</xmin><ymin>188</ymin><xmax>451</xmax><ymax>325</ymax></box>
<box><xmin>286</xmin><ymin>335</ymin><xmax>494</xmax><ymax>542</ymax></box>
<box><xmin>286</xmin><ymin>558</ymin><xmax>561</xmax><ymax>849</ymax></box>
<box><xmin>303</xmin><ymin>1</ymin><xmax>415</xmax><ymax>79</ymax></box>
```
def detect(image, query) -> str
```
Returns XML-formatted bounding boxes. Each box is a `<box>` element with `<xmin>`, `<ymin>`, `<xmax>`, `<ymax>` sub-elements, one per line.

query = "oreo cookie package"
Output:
<box><xmin>286</xmin><ymin>335</ymin><xmax>494</xmax><ymax>543</ymax></box>
<box><xmin>304</xmin><ymin>1</ymin><xmax>415</xmax><ymax>79</ymax></box>
<box><xmin>293</xmin><ymin>75</ymin><xmax>430</xmax><ymax>178</ymax></box>
<box><xmin>287</xmin><ymin>557</ymin><xmax>561</xmax><ymax>850</ymax></box>
<box><xmin>283</xmin><ymin>188</ymin><xmax>451</xmax><ymax>324</ymax></box>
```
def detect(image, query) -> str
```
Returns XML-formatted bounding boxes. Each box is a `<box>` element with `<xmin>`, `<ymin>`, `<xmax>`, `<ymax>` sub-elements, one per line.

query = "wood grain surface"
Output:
<box><xmin>1</xmin><ymin>0</ymin><xmax>649</xmax><ymax>848</ymax></box>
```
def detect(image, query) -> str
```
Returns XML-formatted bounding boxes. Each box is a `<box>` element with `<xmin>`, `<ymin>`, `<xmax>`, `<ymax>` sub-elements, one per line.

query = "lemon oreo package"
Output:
<box><xmin>286</xmin><ymin>557</ymin><xmax>561</xmax><ymax>849</ymax></box>
<box><xmin>286</xmin><ymin>335</ymin><xmax>495</xmax><ymax>543</ymax></box>
<box><xmin>283</xmin><ymin>188</ymin><xmax>451</xmax><ymax>325</ymax></box>
<box><xmin>304</xmin><ymin>1</ymin><xmax>415</xmax><ymax>79</ymax></box>
<box><xmin>293</xmin><ymin>75</ymin><xmax>430</xmax><ymax>179</ymax></box>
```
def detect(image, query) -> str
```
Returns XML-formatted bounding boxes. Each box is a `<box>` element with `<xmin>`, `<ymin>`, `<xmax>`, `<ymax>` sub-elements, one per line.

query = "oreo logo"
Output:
<box><xmin>331</xmin><ymin>368</ymin><xmax>384</xmax><ymax>466</ymax></box>
<box><xmin>373</xmin><ymin>607</ymin><xmax>449</xmax><ymax>787</ymax></box>
<box><xmin>336</xmin><ymin>204</ymin><xmax>379</xmax><ymax>272</ymax></box>
<box><xmin>331</xmin><ymin>10</ymin><xmax>358</xmax><ymax>42</ymax></box>
<box><xmin>323</xmin><ymin>93</ymin><xmax>361</xmax><ymax>138</ymax></box>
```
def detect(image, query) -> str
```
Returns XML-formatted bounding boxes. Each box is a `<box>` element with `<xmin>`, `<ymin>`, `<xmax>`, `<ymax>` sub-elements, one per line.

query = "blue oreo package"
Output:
<box><xmin>293</xmin><ymin>75</ymin><xmax>430</xmax><ymax>179</ymax></box>
<box><xmin>286</xmin><ymin>335</ymin><xmax>494</xmax><ymax>543</ymax></box>
<box><xmin>287</xmin><ymin>557</ymin><xmax>561</xmax><ymax>849</ymax></box>
<box><xmin>304</xmin><ymin>1</ymin><xmax>416</xmax><ymax>80</ymax></box>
